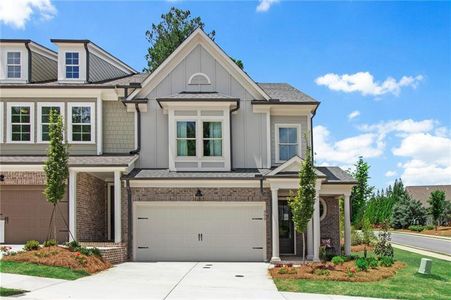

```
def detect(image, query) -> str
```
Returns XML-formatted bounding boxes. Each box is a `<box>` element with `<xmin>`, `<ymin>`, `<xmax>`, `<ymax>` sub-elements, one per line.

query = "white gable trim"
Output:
<box><xmin>266</xmin><ymin>155</ymin><xmax>303</xmax><ymax>176</ymax></box>
<box><xmin>128</xmin><ymin>28</ymin><xmax>270</xmax><ymax>101</ymax></box>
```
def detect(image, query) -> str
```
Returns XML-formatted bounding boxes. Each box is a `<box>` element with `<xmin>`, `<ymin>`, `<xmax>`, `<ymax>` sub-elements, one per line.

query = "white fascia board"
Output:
<box><xmin>0</xmin><ymin>88</ymin><xmax>118</xmax><ymax>100</ymax></box>
<box><xmin>253</xmin><ymin>104</ymin><xmax>317</xmax><ymax>115</ymax></box>
<box><xmin>266</xmin><ymin>155</ymin><xmax>303</xmax><ymax>176</ymax></box>
<box><xmin>29</xmin><ymin>43</ymin><xmax>57</xmax><ymax>61</ymax></box>
<box><xmin>319</xmin><ymin>183</ymin><xmax>355</xmax><ymax>196</ymax></box>
<box><xmin>129</xmin><ymin>28</ymin><xmax>270</xmax><ymax>101</ymax></box>
<box><xmin>0</xmin><ymin>164</ymin><xmax>44</xmax><ymax>171</ymax></box>
<box><xmin>129</xmin><ymin>180</ymin><xmax>261</xmax><ymax>188</ymax></box>
<box><xmin>87</xmin><ymin>43</ymin><xmax>136</xmax><ymax>74</ymax></box>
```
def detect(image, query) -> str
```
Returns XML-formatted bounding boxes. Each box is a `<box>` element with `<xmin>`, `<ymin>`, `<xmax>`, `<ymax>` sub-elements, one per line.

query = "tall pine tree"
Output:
<box><xmin>350</xmin><ymin>157</ymin><xmax>374</xmax><ymax>224</ymax></box>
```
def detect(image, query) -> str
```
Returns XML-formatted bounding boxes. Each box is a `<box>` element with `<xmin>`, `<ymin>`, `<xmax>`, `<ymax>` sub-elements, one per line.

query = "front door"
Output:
<box><xmin>279</xmin><ymin>201</ymin><xmax>295</xmax><ymax>254</ymax></box>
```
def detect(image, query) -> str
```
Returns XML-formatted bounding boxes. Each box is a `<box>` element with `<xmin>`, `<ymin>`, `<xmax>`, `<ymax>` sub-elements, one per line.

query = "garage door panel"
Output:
<box><xmin>135</xmin><ymin>202</ymin><xmax>266</xmax><ymax>262</ymax></box>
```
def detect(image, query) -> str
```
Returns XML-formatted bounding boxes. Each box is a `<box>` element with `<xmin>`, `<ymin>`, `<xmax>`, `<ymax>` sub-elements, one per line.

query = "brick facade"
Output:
<box><xmin>76</xmin><ymin>172</ymin><xmax>107</xmax><ymax>242</ymax></box>
<box><xmin>320</xmin><ymin>196</ymin><xmax>340</xmax><ymax>255</ymax></box>
<box><xmin>0</xmin><ymin>171</ymin><xmax>46</xmax><ymax>185</ymax></box>
<box><xmin>80</xmin><ymin>242</ymin><xmax>127</xmax><ymax>264</ymax></box>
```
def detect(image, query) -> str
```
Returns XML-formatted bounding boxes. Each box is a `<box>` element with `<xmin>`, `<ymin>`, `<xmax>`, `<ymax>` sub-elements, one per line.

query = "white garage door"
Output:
<box><xmin>134</xmin><ymin>202</ymin><xmax>266</xmax><ymax>262</ymax></box>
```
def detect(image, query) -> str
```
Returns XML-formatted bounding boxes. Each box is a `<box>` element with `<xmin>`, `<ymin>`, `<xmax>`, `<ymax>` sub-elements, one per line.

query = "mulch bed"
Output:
<box><xmin>270</xmin><ymin>260</ymin><xmax>405</xmax><ymax>282</ymax></box>
<box><xmin>2</xmin><ymin>246</ymin><xmax>111</xmax><ymax>274</ymax></box>
<box><xmin>351</xmin><ymin>244</ymin><xmax>374</xmax><ymax>252</ymax></box>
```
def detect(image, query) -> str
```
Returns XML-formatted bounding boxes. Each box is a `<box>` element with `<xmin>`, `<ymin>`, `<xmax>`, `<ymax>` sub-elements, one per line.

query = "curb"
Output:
<box><xmin>390</xmin><ymin>231</ymin><xmax>451</xmax><ymax>241</ymax></box>
<box><xmin>392</xmin><ymin>243</ymin><xmax>451</xmax><ymax>261</ymax></box>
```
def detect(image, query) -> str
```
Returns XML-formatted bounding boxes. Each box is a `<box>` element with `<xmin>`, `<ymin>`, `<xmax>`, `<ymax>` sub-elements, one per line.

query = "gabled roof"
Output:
<box><xmin>266</xmin><ymin>156</ymin><xmax>326</xmax><ymax>177</ymax></box>
<box><xmin>128</xmin><ymin>28</ymin><xmax>271</xmax><ymax>101</ymax></box>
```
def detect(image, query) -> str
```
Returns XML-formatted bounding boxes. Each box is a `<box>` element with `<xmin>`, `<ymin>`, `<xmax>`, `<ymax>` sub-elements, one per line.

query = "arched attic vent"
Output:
<box><xmin>188</xmin><ymin>72</ymin><xmax>211</xmax><ymax>85</ymax></box>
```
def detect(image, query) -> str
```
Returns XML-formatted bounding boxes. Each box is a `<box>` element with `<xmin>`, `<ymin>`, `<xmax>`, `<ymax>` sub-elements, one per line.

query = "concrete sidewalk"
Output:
<box><xmin>0</xmin><ymin>273</ymin><xmax>67</xmax><ymax>292</ymax></box>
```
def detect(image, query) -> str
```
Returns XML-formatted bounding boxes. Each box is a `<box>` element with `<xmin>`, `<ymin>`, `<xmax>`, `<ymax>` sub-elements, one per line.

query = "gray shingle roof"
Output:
<box><xmin>128</xmin><ymin>169</ymin><xmax>263</xmax><ymax>180</ymax></box>
<box><xmin>0</xmin><ymin>155</ymin><xmax>138</xmax><ymax>167</ymax></box>
<box><xmin>316</xmin><ymin>166</ymin><xmax>356</xmax><ymax>183</ymax></box>
<box><xmin>257</xmin><ymin>83</ymin><xmax>319</xmax><ymax>103</ymax></box>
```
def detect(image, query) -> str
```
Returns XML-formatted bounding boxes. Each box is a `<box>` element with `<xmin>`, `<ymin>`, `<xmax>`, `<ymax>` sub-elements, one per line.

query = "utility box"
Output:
<box><xmin>418</xmin><ymin>258</ymin><xmax>432</xmax><ymax>275</ymax></box>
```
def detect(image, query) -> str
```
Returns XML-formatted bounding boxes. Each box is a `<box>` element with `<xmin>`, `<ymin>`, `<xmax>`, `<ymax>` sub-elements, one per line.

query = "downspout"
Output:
<box><xmin>310</xmin><ymin>115</ymin><xmax>314</xmax><ymax>164</ymax></box>
<box><xmin>24</xmin><ymin>41</ymin><xmax>32</xmax><ymax>83</ymax></box>
<box><xmin>126</xmin><ymin>178</ymin><xmax>133</xmax><ymax>260</ymax></box>
<box><xmin>84</xmin><ymin>42</ymin><xmax>90</xmax><ymax>83</ymax></box>
<box><xmin>229</xmin><ymin>100</ymin><xmax>240</xmax><ymax>170</ymax></box>
<box><xmin>130</xmin><ymin>103</ymin><xmax>141</xmax><ymax>155</ymax></box>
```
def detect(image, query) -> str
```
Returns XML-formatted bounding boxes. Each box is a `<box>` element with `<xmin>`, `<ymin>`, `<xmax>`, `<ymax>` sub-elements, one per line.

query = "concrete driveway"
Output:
<box><xmin>18</xmin><ymin>262</ymin><xmax>284</xmax><ymax>300</ymax></box>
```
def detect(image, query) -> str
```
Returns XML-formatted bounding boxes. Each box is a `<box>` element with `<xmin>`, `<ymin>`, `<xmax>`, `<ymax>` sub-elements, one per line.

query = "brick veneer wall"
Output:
<box><xmin>0</xmin><ymin>171</ymin><xmax>46</xmax><ymax>185</ymax></box>
<box><xmin>80</xmin><ymin>242</ymin><xmax>127</xmax><ymax>264</ymax></box>
<box><xmin>126</xmin><ymin>187</ymin><xmax>272</xmax><ymax>261</ymax></box>
<box><xmin>320</xmin><ymin>196</ymin><xmax>340</xmax><ymax>255</ymax></box>
<box><xmin>76</xmin><ymin>172</ymin><xmax>107</xmax><ymax>241</ymax></box>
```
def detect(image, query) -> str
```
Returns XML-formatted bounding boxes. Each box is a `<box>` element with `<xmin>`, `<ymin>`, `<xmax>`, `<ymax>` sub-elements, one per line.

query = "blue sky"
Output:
<box><xmin>1</xmin><ymin>1</ymin><xmax>450</xmax><ymax>189</ymax></box>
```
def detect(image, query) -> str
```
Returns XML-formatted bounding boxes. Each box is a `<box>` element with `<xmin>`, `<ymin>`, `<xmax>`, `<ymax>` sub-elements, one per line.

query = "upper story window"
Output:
<box><xmin>203</xmin><ymin>122</ymin><xmax>222</xmax><ymax>157</ymax></box>
<box><xmin>275</xmin><ymin>124</ymin><xmax>301</xmax><ymax>162</ymax></box>
<box><xmin>7</xmin><ymin>103</ymin><xmax>34</xmax><ymax>143</ymax></box>
<box><xmin>177</xmin><ymin>121</ymin><xmax>196</xmax><ymax>156</ymax></box>
<box><xmin>68</xmin><ymin>103</ymin><xmax>95</xmax><ymax>143</ymax></box>
<box><xmin>7</xmin><ymin>52</ymin><xmax>21</xmax><ymax>79</ymax></box>
<box><xmin>65</xmin><ymin>52</ymin><xmax>79</xmax><ymax>79</ymax></box>
<box><xmin>37</xmin><ymin>103</ymin><xmax>64</xmax><ymax>143</ymax></box>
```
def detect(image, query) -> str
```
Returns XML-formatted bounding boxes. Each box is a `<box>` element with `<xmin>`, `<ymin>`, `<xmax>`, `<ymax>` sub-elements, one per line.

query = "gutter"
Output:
<box><xmin>130</xmin><ymin>103</ymin><xmax>141</xmax><ymax>155</ymax></box>
<box><xmin>229</xmin><ymin>101</ymin><xmax>240</xmax><ymax>170</ymax></box>
<box><xmin>24</xmin><ymin>41</ymin><xmax>32</xmax><ymax>83</ymax></box>
<box><xmin>125</xmin><ymin>178</ymin><xmax>133</xmax><ymax>260</ymax></box>
<box><xmin>84</xmin><ymin>42</ymin><xmax>90</xmax><ymax>83</ymax></box>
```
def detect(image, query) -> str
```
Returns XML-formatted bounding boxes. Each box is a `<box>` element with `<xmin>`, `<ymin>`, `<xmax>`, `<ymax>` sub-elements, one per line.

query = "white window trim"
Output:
<box><xmin>6</xmin><ymin>51</ymin><xmax>21</xmax><ymax>79</ymax></box>
<box><xmin>7</xmin><ymin>102</ymin><xmax>35</xmax><ymax>144</ymax></box>
<box><xmin>176</xmin><ymin>120</ymin><xmax>197</xmax><ymax>158</ymax></box>
<box><xmin>320</xmin><ymin>198</ymin><xmax>327</xmax><ymax>221</ymax></box>
<box><xmin>65</xmin><ymin>51</ymin><xmax>80</xmax><ymax>80</ymax></box>
<box><xmin>0</xmin><ymin>102</ymin><xmax>3</xmax><ymax>143</ymax></box>
<box><xmin>37</xmin><ymin>102</ymin><xmax>65</xmax><ymax>143</ymax></box>
<box><xmin>275</xmin><ymin>123</ymin><xmax>302</xmax><ymax>163</ymax></box>
<box><xmin>201</xmin><ymin>121</ymin><xmax>224</xmax><ymax>158</ymax></box>
<box><xmin>67</xmin><ymin>102</ymin><xmax>96</xmax><ymax>144</ymax></box>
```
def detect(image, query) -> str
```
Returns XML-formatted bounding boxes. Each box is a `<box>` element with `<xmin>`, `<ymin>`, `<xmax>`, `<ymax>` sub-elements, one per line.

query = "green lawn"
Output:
<box><xmin>0</xmin><ymin>261</ymin><xmax>89</xmax><ymax>280</ymax></box>
<box><xmin>0</xmin><ymin>287</ymin><xmax>27</xmax><ymax>297</ymax></box>
<box><xmin>274</xmin><ymin>248</ymin><xmax>451</xmax><ymax>300</ymax></box>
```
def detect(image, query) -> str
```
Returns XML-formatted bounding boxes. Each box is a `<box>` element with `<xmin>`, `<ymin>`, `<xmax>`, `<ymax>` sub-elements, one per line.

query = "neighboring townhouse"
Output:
<box><xmin>0</xmin><ymin>29</ymin><xmax>356</xmax><ymax>263</ymax></box>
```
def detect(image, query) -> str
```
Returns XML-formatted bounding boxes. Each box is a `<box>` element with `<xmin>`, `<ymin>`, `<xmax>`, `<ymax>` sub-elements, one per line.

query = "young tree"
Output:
<box><xmin>43</xmin><ymin>109</ymin><xmax>69</xmax><ymax>242</ymax></box>
<box><xmin>350</xmin><ymin>157</ymin><xmax>374</xmax><ymax>224</ymax></box>
<box><xmin>288</xmin><ymin>143</ymin><xmax>317</xmax><ymax>262</ymax></box>
<box><xmin>428</xmin><ymin>190</ymin><xmax>447</xmax><ymax>231</ymax></box>
<box><xmin>144</xmin><ymin>7</ymin><xmax>243</xmax><ymax>72</ymax></box>
<box><xmin>391</xmin><ymin>194</ymin><xmax>427</xmax><ymax>229</ymax></box>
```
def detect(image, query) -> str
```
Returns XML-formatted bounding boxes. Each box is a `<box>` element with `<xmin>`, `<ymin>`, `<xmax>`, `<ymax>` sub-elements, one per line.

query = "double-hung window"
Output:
<box><xmin>38</xmin><ymin>103</ymin><xmax>64</xmax><ymax>143</ymax></box>
<box><xmin>176</xmin><ymin>121</ymin><xmax>196</xmax><ymax>156</ymax></box>
<box><xmin>7</xmin><ymin>52</ymin><xmax>21</xmax><ymax>79</ymax></box>
<box><xmin>7</xmin><ymin>103</ymin><xmax>34</xmax><ymax>143</ymax></box>
<box><xmin>203</xmin><ymin>122</ymin><xmax>222</xmax><ymax>157</ymax></box>
<box><xmin>276</xmin><ymin>124</ymin><xmax>300</xmax><ymax>162</ymax></box>
<box><xmin>68</xmin><ymin>103</ymin><xmax>95</xmax><ymax>143</ymax></box>
<box><xmin>65</xmin><ymin>52</ymin><xmax>79</xmax><ymax>79</ymax></box>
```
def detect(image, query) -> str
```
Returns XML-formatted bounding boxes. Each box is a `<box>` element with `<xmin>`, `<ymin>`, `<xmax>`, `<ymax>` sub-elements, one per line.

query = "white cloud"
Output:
<box><xmin>256</xmin><ymin>0</ymin><xmax>279</xmax><ymax>12</ymax></box>
<box><xmin>315</xmin><ymin>72</ymin><xmax>423</xmax><ymax>96</ymax></box>
<box><xmin>359</xmin><ymin>119</ymin><xmax>435</xmax><ymax>138</ymax></box>
<box><xmin>397</xmin><ymin>160</ymin><xmax>451</xmax><ymax>186</ymax></box>
<box><xmin>348</xmin><ymin>110</ymin><xmax>360</xmax><ymax>120</ymax></box>
<box><xmin>313</xmin><ymin>125</ymin><xmax>384</xmax><ymax>166</ymax></box>
<box><xmin>385</xmin><ymin>170</ymin><xmax>397</xmax><ymax>177</ymax></box>
<box><xmin>0</xmin><ymin>0</ymin><xmax>56</xmax><ymax>29</ymax></box>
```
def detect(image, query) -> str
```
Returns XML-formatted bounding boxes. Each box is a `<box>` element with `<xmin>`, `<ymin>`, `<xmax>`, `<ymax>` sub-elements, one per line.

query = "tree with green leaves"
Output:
<box><xmin>144</xmin><ymin>7</ymin><xmax>243</xmax><ymax>72</ymax></box>
<box><xmin>350</xmin><ymin>157</ymin><xmax>374</xmax><ymax>224</ymax></box>
<box><xmin>391</xmin><ymin>194</ymin><xmax>427</xmax><ymax>229</ymax></box>
<box><xmin>43</xmin><ymin>109</ymin><xmax>69</xmax><ymax>242</ymax></box>
<box><xmin>428</xmin><ymin>190</ymin><xmax>447</xmax><ymax>231</ymax></box>
<box><xmin>288</xmin><ymin>142</ymin><xmax>317</xmax><ymax>262</ymax></box>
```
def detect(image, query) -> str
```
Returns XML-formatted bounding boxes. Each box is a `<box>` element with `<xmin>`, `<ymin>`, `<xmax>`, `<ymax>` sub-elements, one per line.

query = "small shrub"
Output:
<box><xmin>374</xmin><ymin>221</ymin><xmax>394</xmax><ymax>258</ymax></box>
<box><xmin>91</xmin><ymin>247</ymin><xmax>102</xmax><ymax>257</ymax></box>
<box><xmin>43</xmin><ymin>239</ymin><xmax>57</xmax><ymax>247</ymax></box>
<box><xmin>351</xmin><ymin>229</ymin><xmax>363</xmax><ymax>246</ymax></box>
<box><xmin>0</xmin><ymin>246</ymin><xmax>12</xmax><ymax>256</ymax></box>
<box><xmin>425</xmin><ymin>225</ymin><xmax>435</xmax><ymax>230</ymax></box>
<box><xmin>345</xmin><ymin>267</ymin><xmax>356</xmax><ymax>277</ymax></box>
<box><xmin>313</xmin><ymin>268</ymin><xmax>330</xmax><ymax>276</ymax></box>
<box><xmin>355</xmin><ymin>257</ymin><xmax>369</xmax><ymax>271</ymax></box>
<box><xmin>366</xmin><ymin>257</ymin><xmax>378</xmax><ymax>269</ymax></box>
<box><xmin>278</xmin><ymin>267</ymin><xmax>288</xmax><ymax>274</ymax></box>
<box><xmin>331</xmin><ymin>256</ymin><xmax>345</xmax><ymax>266</ymax></box>
<box><xmin>34</xmin><ymin>251</ymin><xmax>51</xmax><ymax>258</ymax></box>
<box><xmin>66</xmin><ymin>240</ymin><xmax>81</xmax><ymax>251</ymax></box>
<box><xmin>74</xmin><ymin>253</ymin><xmax>88</xmax><ymax>266</ymax></box>
<box><xmin>408</xmin><ymin>225</ymin><xmax>424</xmax><ymax>232</ymax></box>
<box><xmin>24</xmin><ymin>240</ymin><xmax>40</xmax><ymax>251</ymax></box>
<box><xmin>379</xmin><ymin>256</ymin><xmax>394</xmax><ymax>267</ymax></box>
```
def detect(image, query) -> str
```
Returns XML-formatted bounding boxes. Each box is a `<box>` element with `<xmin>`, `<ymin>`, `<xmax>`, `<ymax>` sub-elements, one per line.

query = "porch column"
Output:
<box><xmin>271</xmin><ymin>187</ymin><xmax>281</xmax><ymax>262</ymax></box>
<box><xmin>313</xmin><ymin>188</ymin><xmax>321</xmax><ymax>261</ymax></box>
<box><xmin>68</xmin><ymin>170</ymin><xmax>77</xmax><ymax>242</ymax></box>
<box><xmin>306</xmin><ymin>219</ymin><xmax>313</xmax><ymax>259</ymax></box>
<box><xmin>344</xmin><ymin>193</ymin><xmax>351</xmax><ymax>256</ymax></box>
<box><xmin>114</xmin><ymin>170</ymin><xmax>122</xmax><ymax>243</ymax></box>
